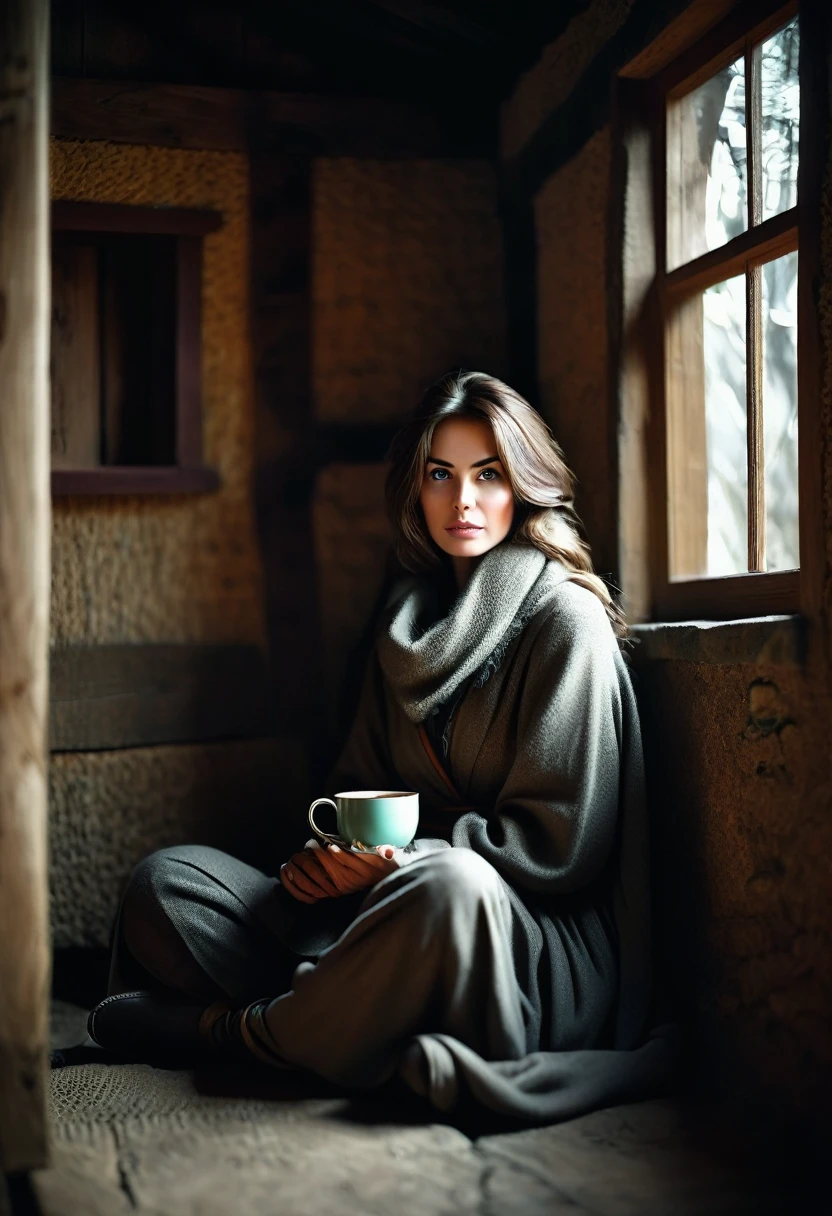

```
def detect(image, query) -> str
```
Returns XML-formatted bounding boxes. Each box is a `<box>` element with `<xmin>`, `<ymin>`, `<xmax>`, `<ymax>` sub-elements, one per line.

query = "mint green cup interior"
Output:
<box><xmin>335</xmin><ymin>791</ymin><xmax>419</xmax><ymax>849</ymax></box>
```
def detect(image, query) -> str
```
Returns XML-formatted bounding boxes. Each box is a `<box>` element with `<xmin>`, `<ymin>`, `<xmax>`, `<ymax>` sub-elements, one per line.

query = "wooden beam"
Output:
<box><xmin>502</xmin><ymin>0</ymin><xmax>700</xmax><ymax>199</ymax></box>
<box><xmin>796</xmin><ymin>0</ymin><xmax>831</xmax><ymax>631</ymax></box>
<box><xmin>620</xmin><ymin>0</ymin><xmax>740</xmax><ymax>80</ymax></box>
<box><xmin>655</xmin><ymin>569</ymin><xmax>799</xmax><ymax>620</ymax></box>
<box><xmin>658</xmin><ymin>0</ymin><xmax>798</xmax><ymax>98</ymax></box>
<box><xmin>52</xmin><ymin>200</ymin><xmax>222</xmax><ymax>235</ymax></box>
<box><xmin>49</xmin><ymin>644</ymin><xmax>281</xmax><ymax>752</ymax></box>
<box><xmin>51</xmin><ymin>466</ymin><xmax>220</xmax><ymax>495</ymax></box>
<box><xmin>50</xmin><ymin>77</ymin><xmax>491</xmax><ymax>157</ymax></box>
<box><xmin>0</xmin><ymin>0</ymin><xmax>51</xmax><ymax>1174</ymax></box>
<box><xmin>497</xmin><ymin>183</ymin><xmax>539</xmax><ymax>408</ymax></box>
<box><xmin>612</xmin><ymin>79</ymin><xmax>656</xmax><ymax>622</ymax></box>
<box><xmin>664</xmin><ymin>209</ymin><xmax>797</xmax><ymax>299</ymax></box>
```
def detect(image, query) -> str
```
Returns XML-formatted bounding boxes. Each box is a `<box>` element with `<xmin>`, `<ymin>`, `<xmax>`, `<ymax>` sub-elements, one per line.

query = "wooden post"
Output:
<box><xmin>0</xmin><ymin>0</ymin><xmax>52</xmax><ymax>1175</ymax></box>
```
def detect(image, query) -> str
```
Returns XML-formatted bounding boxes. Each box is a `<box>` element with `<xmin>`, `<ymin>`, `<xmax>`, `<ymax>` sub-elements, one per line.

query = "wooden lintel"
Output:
<box><xmin>51</xmin><ymin>466</ymin><xmax>220</xmax><ymax>496</ymax></box>
<box><xmin>52</xmin><ymin>200</ymin><xmax>223</xmax><ymax>235</ymax></box>
<box><xmin>51</xmin><ymin>77</ymin><xmax>491</xmax><ymax>157</ymax></box>
<box><xmin>49</xmin><ymin>643</ymin><xmax>281</xmax><ymax>752</ymax></box>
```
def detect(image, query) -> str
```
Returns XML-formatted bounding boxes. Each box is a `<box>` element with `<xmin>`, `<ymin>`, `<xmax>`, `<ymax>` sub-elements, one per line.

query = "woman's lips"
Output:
<box><xmin>445</xmin><ymin>524</ymin><xmax>484</xmax><ymax>536</ymax></box>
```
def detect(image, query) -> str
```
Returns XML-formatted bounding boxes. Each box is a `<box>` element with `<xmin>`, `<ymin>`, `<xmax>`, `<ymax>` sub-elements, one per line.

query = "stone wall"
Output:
<box><xmin>500</xmin><ymin>0</ymin><xmax>832</xmax><ymax>1122</ymax></box>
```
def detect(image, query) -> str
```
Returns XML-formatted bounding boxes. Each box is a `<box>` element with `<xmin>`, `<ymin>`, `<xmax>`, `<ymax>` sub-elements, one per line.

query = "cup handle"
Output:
<box><xmin>308</xmin><ymin>798</ymin><xmax>343</xmax><ymax>846</ymax></box>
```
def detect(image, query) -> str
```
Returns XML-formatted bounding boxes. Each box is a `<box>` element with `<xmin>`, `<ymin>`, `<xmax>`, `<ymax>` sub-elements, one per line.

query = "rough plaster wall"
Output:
<box><xmin>637</xmin><ymin>660</ymin><xmax>832</xmax><ymax>1113</ymax></box>
<box><xmin>50</xmin><ymin>738</ymin><xmax>309</xmax><ymax>948</ymax></box>
<box><xmin>50</xmin><ymin>139</ymin><xmax>265</xmax><ymax>646</ymax></box>
<box><xmin>313</xmin><ymin>463</ymin><xmax>391</xmax><ymax>730</ymax></box>
<box><xmin>48</xmin><ymin>142</ymin><xmax>279</xmax><ymax>949</ymax></box>
<box><xmin>312</xmin><ymin>158</ymin><xmax>506</xmax><ymax>424</ymax></box>
<box><xmin>535</xmin><ymin>129</ymin><xmax>616</xmax><ymax>578</ymax></box>
<box><xmin>501</xmin><ymin>0</ymin><xmax>637</xmax><ymax>160</ymax></box>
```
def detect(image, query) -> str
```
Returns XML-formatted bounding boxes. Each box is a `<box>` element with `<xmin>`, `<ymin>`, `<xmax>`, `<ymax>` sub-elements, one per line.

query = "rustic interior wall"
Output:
<box><xmin>50</xmin><ymin>739</ymin><xmax>305</xmax><ymax>949</ymax></box>
<box><xmin>48</xmin><ymin>140</ymin><xmax>290</xmax><ymax>948</ymax></box>
<box><xmin>310</xmin><ymin>157</ymin><xmax>506</xmax><ymax>728</ymax></box>
<box><xmin>501</xmin><ymin>0</ymin><xmax>832</xmax><ymax>1124</ymax></box>
<box><xmin>313</xmin><ymin>462</ymin><xmax>392</xmax><ymax>733</ymax></box>
<box><xmin>50</xmin><ymin>140</ymin><xmax>265</xmax><ymax>646</ymax></box>
<box><xmin>312</xmin><ymin>158</ymin><xmax>506</xmax><ymax>426</ymax></box>
<box><xmin>637</xmin><ymin>657</ymin><xmax>832</xmax><ymax>1120</ymax></box>
<box><xmin>535</xmin><ymin>128</ymin><xmax>616</xmax><ymax>578</ymax></box>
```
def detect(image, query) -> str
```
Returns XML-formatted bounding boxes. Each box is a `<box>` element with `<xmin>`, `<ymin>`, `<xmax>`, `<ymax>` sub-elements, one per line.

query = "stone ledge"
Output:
<box><xmin>628</xmin><ymin>615</ymin><xmax>805</xmax><ymax>666</ymax></box>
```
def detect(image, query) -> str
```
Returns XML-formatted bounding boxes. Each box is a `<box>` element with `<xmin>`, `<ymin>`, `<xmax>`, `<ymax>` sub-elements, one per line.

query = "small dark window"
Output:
<box><xmin>50</xmin><ymin>201</ymin><xmax>222</xmax><ymax>496</ymax></box>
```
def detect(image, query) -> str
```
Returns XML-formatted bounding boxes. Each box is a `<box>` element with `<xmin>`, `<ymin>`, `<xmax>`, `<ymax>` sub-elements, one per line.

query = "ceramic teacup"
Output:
<box><xmin>308</xmin><ymin>790</ymin><xmax>419</xmax><ymax>852</ymax></box>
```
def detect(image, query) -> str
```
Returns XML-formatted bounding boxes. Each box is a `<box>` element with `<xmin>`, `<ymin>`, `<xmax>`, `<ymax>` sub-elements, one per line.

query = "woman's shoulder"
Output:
<box><xmin>526</xmin><ymin>571</ymin><xmax>617</xmax><ymax>656</ymax></box>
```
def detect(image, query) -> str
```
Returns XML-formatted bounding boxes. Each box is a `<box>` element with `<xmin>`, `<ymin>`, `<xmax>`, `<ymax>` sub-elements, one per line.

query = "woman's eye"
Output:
<box><xmin>478</xmin><ymin>468</ymin><xmax>499</xmax><ymax>481</ymax></box>
<box><xmin>429</xmin><ymin>468</ymin><xmax>449</xmax><ymax>480</ymax></box>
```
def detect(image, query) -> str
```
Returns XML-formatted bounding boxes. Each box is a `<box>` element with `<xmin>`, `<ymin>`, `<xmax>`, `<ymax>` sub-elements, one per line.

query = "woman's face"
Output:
<box><xmin>419</xmin><ymin>417</ymin><xmax>515</xmax><ymax>560</ymax></box>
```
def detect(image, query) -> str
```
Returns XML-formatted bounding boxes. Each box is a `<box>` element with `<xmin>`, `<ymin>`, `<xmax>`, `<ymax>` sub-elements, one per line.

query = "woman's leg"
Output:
<box><xmin>109</xmin><ymin>844</ymin><xmax>364</xmax><ymax>1004</ymax></box>
<box><xmin>231</xmin><ymin>848</ymin><xmax>533</xmax><ymax>1087</ymax></box>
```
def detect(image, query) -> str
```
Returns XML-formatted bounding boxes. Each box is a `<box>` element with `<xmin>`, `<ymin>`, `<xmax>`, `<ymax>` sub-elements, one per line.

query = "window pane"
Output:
<box><xmin>761</xmin><ymin>18</ymin><xmax>799</xmax><ymax>222</ymax></box>
<box><xmin>667</xmin><ymin>54</ymin><xmax>747</xmax><ymax>271</ymax></box>
<box><xmin>762</xmin><ymin>251</ymin><xmax>799</xmax><ymax>570</ymax></box>
<box><xmin>703</xmin><ymin>273</ymin><xmax>748</xmax><ymax>575</ymax></box>
<box><xmin>667</xmin><ymin>273</ymin><xmax>747</xmax><ymax>579</ymax></box>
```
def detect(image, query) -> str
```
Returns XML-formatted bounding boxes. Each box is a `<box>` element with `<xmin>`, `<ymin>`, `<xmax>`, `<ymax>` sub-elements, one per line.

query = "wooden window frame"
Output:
<box><xmin>50</xmin><ymin>200</ymin><xmax>222</xmax><ymax>496</ymax></box>
<box><xmin>615</xmin><ymin>0</ymin><xmax>825</xmax><ymax>622</ymax></box>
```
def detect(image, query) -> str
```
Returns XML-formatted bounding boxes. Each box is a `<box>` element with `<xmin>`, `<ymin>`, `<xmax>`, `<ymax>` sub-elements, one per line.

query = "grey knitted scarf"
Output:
<box><xmin>377</xmin><ymin>540</ymin><xmax>569</xmax><ymax>724</ymax></box>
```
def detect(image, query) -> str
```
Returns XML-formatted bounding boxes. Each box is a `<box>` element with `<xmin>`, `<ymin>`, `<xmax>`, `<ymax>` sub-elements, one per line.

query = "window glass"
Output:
<box><xmin>761</xmin><ymin>18</ymin><xmax>800</xmax><ymax>222</ymax></box>
<box><xmin>762</xmin><ymin>250</ymin><xmax>799</xmax><ymax>570</ymax></box>
<box><xmin>667</xmin><ymin>53</ymin><xmax>747</xmax><ymax>270</ymax></box>
<box><xmin>702</xmin><ymin>273</ymin><xmax>748</xmax><ymax>575</ymax></box>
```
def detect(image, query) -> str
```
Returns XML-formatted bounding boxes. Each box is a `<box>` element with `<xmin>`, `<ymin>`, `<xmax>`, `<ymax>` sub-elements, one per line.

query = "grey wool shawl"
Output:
<box><xmin>376</xmin><ymin>540</ymin><xmax>555</xmax><ymax>722</ymax></box>
<box><xmin>327</xmin><ymin>539</ymin><xmax>677</xmax><ymax>1123</ymax></box>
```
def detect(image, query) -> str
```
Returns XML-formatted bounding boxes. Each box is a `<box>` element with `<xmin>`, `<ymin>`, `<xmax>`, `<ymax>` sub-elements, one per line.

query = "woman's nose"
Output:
<box><xmin>453</xmin><ymin>478</ymin><xmax>476</xmax><ymax>511</ymax></box>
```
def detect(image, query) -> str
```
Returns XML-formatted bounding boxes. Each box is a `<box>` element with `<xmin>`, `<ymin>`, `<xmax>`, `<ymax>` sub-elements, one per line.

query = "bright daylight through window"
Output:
<box><xmin>665</xmin><ymin>15</ymin><xmax>799</xmax><ymax>581</ymax></box>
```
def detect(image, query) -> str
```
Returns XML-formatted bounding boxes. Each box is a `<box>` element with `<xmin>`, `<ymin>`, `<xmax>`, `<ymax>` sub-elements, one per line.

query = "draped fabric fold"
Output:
<box><xmin>376</xmin><ymin>540</ymin><xmax>563</xmax><ymax>723</ymax></box>
<box><xmin>397</xmin><ymin>1025</ymin><xmax>679</xmax><ymax>1123</ymax></box>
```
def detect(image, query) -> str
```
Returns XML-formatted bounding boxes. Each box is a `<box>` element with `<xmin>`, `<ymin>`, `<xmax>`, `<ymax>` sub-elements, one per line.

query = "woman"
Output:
<box><xmin>84</xmin><ymin>370</ymin><xmax>675</xmax><ymax>1122</ymax></box>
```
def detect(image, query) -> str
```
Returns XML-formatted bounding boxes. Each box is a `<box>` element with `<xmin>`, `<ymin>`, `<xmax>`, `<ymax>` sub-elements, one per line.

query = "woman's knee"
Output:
<box><xmin>119</xmin><ymin>846</ymin><xmax>207</xmax><ymax>967</ymax></box>
<box><xmin>124</xmin><ymin>846</ymin><xmax>186</xmax><ymax>913</ymax></box>
<box><xmin>406</xmin><ymin>847</ymin><xmax>507</xmax><ymax>913</ymax></box>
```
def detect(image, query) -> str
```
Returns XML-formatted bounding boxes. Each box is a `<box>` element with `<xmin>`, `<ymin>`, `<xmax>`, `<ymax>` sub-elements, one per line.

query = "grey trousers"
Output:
<box><xmin>109</xmin><ymin>844</ymin><xmax>535</xmax><ymax>1089</ymax></box>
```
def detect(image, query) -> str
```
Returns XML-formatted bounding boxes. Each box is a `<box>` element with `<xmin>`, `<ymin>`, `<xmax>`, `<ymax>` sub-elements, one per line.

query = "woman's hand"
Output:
<box><xmin>280</xmin><ymin>838</ymin><xmax>408</xmax><ymax>904</ymax></box>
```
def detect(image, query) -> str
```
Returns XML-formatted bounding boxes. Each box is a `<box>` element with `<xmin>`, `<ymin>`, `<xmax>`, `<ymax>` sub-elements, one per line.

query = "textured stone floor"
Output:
<box><xmin>35</xmin><ymin>1002</ymin><xmax>802</xmax><ymax>1216</ymax></box>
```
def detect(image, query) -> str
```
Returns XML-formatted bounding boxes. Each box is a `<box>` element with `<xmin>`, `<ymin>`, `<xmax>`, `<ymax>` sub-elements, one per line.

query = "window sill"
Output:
<box><xmin>628</xmin><ymin>614</ymin><xmax>805</xmax><ymax>667</ymax></box>
<box><xmin>51</xmin><ymin>466</ymin><xmax>221</xmax><ymax>496</ymax></box>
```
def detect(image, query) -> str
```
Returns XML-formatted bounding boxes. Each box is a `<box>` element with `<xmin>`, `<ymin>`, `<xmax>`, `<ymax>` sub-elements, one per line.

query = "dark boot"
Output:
<box><xmin>86</xmin><ymin>990</ymin><xmax>229</xmax><ymax>1064</ymax></box>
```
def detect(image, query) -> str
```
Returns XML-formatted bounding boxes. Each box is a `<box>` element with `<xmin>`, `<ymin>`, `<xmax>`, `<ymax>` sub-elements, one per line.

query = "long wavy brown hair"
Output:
<box><xmin>384</xmin><ymin>369</ymin><xmax>625</xmax><ymax>637</ymax></box>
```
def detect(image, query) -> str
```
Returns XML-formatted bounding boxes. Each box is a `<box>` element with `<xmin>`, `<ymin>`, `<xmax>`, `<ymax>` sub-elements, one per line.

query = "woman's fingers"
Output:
<box><xmin>279</xmin><ymin>867</ymin><xmax>319</xmax><ymax>903</ymax></box>
<box><xmin>316</xmin><ymin>843</ymin><xmax>388</xmax><ymax>880</ymax></box>
<box><xmin>283</xmin><ymin>856</ymin><xmax>335</xmax><ymax>900</ymax></box>
<box><xmin>299</xmin><ymin>843</ymin><xmax>367</xmax><ymax>894</ymax></box>
<box><xmin>291</xmin><ymin>839</ymin><xmax>403</xmax><ymax>899</ymax></box>
<box><xmin>306</xmin><ymin>843</ymin><xmax>393</xmax><ymax>894</ymax></box>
